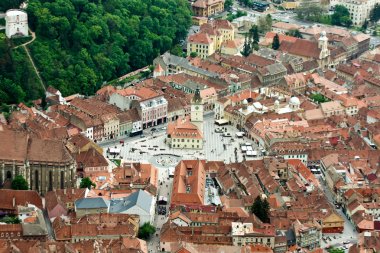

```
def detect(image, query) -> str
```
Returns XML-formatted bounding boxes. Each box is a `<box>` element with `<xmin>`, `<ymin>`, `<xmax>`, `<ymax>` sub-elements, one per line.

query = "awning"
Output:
<box><xmin>215</xmin><ymin>119</ymin><xmax>228</xmax><ymax>125</ymax></box>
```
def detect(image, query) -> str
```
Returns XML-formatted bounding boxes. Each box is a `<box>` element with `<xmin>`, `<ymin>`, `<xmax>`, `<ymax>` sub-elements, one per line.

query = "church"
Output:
<box><xmin>0</xmin><ymin>129</ymin><xmax>76</xmax><ymax>195</ymax></box>
<box><xmin>166</xmin><ymin>87</ymin><xmax>204</xmax><ymax>150</ymax></box>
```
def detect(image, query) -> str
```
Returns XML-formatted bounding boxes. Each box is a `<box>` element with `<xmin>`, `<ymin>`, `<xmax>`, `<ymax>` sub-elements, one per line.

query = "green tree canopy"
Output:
<box><xmin>0</xmin><ymin>0</ymin><xmax>24</xmax><ymax>11</ymax></box>
<box><xmin>250</xmin><ymin>196</ymin><xmax>270</xmax><ymax>223</ymax></box>
<box><xmin>272</xmin><ymin>34</ymin><xmax>280</xmax><ymax>50</ymax></box>
<box><xmin>286</xmin><ymin>29</ymin><xmax>303</xmax><ymax>38</ymax></box>
<box><xmin>249</xmin><ymin>25</ymin><xmax>259</xmax><ymax>43</ymax></box>
<box><xmin>22</xmin><ymin>0</ymin><xmax>192</xmax><ymax>97</ymax></box>
<box><xmin>224</xmin><ymin>0</ymin><xmax>234</xmax><ymax>10</ymax></box>
<box><xmin>80</xmin><ymin>177</ymin><xmax>96</xmax><ymax>189</ymax></box>
<box><xmin>296</xmin><ymin>4</ymin><xmax>327</xmax><ymax>22</ymax></box>
<box><xmin>370</xmin><ymin>3</ymin><xmax>380</xmax><ymax>22</ymax></box>
<box><xmin>190</xmin><ymin>52</ymin><xmax>198</xmax><ymax>58</ymax></box>
<box><xmin>257</xmin><ymin>14</ymin><xmax>272</xmax><ymax>34</ymax></box>
<box><xmin>310</xmin><ymin>93</ymin><xmax>329</xmax><ymax>103</ymax></box>
<box><xmin>138</xmin><ymin>222</ymin><xmax>156</xmax><ymax>240</ymax></box>
<box><xmin>11</xmin><ymin>175</ymin><xmax>29</xmax><ymax>190</ymax></box>
<box><xmin>241</xmin><ymin>34</ymin><xmax>252</xmax><ymax>57</ymax></box>
<box><xmin>328</xmin><ymin>248</ymin><xmax>345</xmax><ymax>253</ymax></box>
<box><xmin>0</xmin><ymin>216</ymin><xmax>21</xmax><ymax>224</ymax></box>
<box><xmin>331</xmin><ymin>5</ymin><xmax>352</xmax><ymax>27</ymax></box>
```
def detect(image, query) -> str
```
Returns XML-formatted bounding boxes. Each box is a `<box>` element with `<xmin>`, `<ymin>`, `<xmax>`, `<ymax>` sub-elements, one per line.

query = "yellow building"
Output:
<box><xmin>282</xmin><ymin>1</ymin><xmax>300</xmax><ymax>10</ymax></box>
<box><xmin>192</xmin><ymin>0</ymin><xmax>225</xmax><ymax>17</ymax></box>
<box><xmin>322</xmin><ymin>212</ymin><xmax>345</xmax><ymax>233</ymax></box>
<box><xmin>187</xmin><ymin>33</ymin><xmax>215</xmax><ymax>59</ymax></box>
<box><xmin>187</xmin><ymin>20</ymin><xmax>235</xmax><ymax>59</ymax></box>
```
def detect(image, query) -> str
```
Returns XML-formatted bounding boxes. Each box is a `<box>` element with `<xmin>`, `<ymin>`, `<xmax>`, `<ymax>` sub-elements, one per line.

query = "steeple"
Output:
<box><xmin>192</xmin><ymin>86</ymin><xmax>202</xmax><ymax>105</ymax></box>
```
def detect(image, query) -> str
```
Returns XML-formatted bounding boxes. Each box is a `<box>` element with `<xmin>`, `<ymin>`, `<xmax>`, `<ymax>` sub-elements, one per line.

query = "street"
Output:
<box><xmin>318</xmin><ymin>176</ymin><xmax>358</xmax><ymax>252</ymax></box>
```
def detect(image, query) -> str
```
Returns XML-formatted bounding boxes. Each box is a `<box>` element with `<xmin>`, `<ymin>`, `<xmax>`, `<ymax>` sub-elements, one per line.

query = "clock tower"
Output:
<box><xmin>191</xmin><ymin>87</ymin><xmax>203</xmax><ymax>133</ymax></box>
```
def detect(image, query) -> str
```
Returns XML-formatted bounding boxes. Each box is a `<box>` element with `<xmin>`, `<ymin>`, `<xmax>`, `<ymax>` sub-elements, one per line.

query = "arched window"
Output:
<box><xmin>49</xmin><ymin>171</ymin><xmax>53</xmax><ymax>191</ymax></box>
<box><xmin>35</xmin><ymin>170</ymin><xmax>39</xmax><ymax>191</ymax></box>
<box><xmin>60</xmin><ymin>171</ymin><xmax>65</xmax><ymax>189</ymax></box>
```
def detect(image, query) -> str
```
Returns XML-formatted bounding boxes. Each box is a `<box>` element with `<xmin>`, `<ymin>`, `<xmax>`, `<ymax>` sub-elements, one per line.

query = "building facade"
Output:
<box><xmin>0</xmin><ymin>130</ymin><xmax>76</xmax><ymax>195</ymax></box>
<box><xmin>330</xmin><ymin>0</ymin><xmax>377</xmax><ymax>25</ymax></box>
<box><xmin>5</xmin><ymin>9</ymin><xmax>28</xmax><ymax>38</ymax></box>
<box><xmin>192</xmin><ymin>0</ymin><xmax>225</xmax><ymax>17</ymax></box>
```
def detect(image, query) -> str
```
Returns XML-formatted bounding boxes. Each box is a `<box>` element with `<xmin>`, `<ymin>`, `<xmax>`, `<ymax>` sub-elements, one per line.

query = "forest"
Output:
<box><xmin>0</xmin><ymin>0</ymin><xmax>192</xmax><ymax>106</ymax></box>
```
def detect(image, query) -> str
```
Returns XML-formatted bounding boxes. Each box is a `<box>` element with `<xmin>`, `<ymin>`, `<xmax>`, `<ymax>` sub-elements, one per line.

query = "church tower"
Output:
<box><xmin>191</xmin><ymin>87</ymin><xmax>203</xmax><ymax>133</ymax></box>
<box><xmin>318</xmin><ymin>31</ymin><xmax>330</xmax><ymax>68</ymax></box>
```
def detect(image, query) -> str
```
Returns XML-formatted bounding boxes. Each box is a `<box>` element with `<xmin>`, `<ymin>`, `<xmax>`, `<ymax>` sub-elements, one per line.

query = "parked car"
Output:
<box><xmin>151</xmin><ymin>127</ymin><xmax>157</xmax><ymax>131</ymax></box>
<box><xmin>140</xmin><ymin>134</ymin><xmax>145</xmax><ymax>138</ymax></box>
<box><xmin>223</xmin><ymin>132</ymin><xmax>232</xmax><ymax>137</ymax></box>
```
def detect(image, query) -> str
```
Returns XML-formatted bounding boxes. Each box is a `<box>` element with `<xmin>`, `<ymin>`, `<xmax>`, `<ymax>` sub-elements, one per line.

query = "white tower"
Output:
<box><xmin>318</xmin><ymin>31</ymin><xmax>330</xmax><ymax>67</ymax></box>
<box><xmin>191</xmin><ymin>87</ymin><xmax>203</xmax><ymax>133</ymax></box>
<box><xmin>5</xmin><ymin>9</ymin><xmax>29</xmax><ymax>38</ymax></box>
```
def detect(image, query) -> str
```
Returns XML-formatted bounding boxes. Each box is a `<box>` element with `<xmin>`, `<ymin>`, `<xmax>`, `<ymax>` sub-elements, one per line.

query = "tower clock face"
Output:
<box><xmin>195</xmin><ymin>106</ymin><xmax>199</xmax><ymax>110</ymax></box>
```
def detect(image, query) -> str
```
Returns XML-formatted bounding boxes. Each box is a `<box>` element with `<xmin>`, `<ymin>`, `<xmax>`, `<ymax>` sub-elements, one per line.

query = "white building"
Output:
<box><xmin>330</xmin><ymin>0</ymin><xmax>377</xmax><ymax>25</ymax></box>
<box><xmin>5</xmin><ymin>9</ymin><xmax>29</xmax><ymax>38</ymax></box>
<box><xmin>109</xmin><ymin>87</ymin><xmax>168</xmax><ymax>129</ymax></box>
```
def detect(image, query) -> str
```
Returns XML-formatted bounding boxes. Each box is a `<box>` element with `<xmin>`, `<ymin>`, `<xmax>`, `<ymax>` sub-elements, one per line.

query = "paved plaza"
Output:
<box><xmin>101</xmin><ymin>113</ymin><xmax>262</xmax><ymax>165</ymax></box>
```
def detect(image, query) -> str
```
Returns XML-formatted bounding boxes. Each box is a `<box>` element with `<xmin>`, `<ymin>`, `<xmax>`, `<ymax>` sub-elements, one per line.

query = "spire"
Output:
<box><xmin>192</xmin><ymin>86</ymin><xmax>202</xmax><ymax>104</ymax></box>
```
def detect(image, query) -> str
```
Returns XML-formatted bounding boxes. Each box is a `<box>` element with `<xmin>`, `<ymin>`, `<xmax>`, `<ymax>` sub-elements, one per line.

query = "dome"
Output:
<box><xmin>274</xmin><ymin>100</ymin><xmax>280</xmax><ymax>105</ymax></box>
<box><xmin>289</xmin><ymin>96</ymin><xmax>300</xmax><ymax>106</ymax></box>
<box><xmin>243</xmin><ymin>99</ymin><xmax>248</xmax><ymax>105</ymax></box>
<box><xmin>321</xmin><ymin>31</ymin><xmax>326</xmax><ymax>37</ymax></box>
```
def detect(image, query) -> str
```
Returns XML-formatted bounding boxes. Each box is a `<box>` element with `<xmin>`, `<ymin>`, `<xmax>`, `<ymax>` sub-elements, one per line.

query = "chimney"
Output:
<box><xmin>72</xmin><ymin>188</ymin><xmax>75</xmax><ymax>194</ymax></box>
<box><xmin>64</xmin><ymin>188</ymin><xmax>66</xmax><ymax>195</ymax></box>
<box><xmin>12</xmin><ymin>197</ymin><xmax>15</xmax><ymax>207</ymax></box>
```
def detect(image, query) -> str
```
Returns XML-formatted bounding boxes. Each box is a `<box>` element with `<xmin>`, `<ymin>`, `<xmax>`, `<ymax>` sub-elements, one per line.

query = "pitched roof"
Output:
<box><xmin>188</xmin><ymin>32</ymin><xmax>213</xmax><ymax>45</ymax></box>
<box><xmin>279</xmin><ymin>38</ymin><xmax>321</xmax><ymax>59</ymax></box>
<box><xmin>75</xmin><ymin>197</ymin><xmax>108</xmax><ymax>209</ymax></box>
<box><xmin>0</xmin><ymin>190</ymin><xmax>42</xmax><ymax>211</ymax></box>
<box><xmin>171</xmin><ymin>160</ymin><xmax>206</xmax><ymax>206</ymax></box>
<box><xmin>109</xmin><ymin>190</ymin><xmax>153</xmax><ymax>214</ymax></box>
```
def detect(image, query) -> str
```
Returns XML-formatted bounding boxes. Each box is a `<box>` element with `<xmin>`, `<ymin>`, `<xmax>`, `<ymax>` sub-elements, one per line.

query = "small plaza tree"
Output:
<box><xmin>11</xmin><ymin>175</ymin><xmax>28</xmax><ymax>190</ymax></box>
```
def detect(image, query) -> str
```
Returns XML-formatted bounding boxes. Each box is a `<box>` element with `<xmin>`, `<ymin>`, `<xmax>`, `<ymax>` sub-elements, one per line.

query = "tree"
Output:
<box><xmin>190</xmin><ymin>52</ymin><xmax>198</xmax><ymax>58</ymax></box>
<box><xmin>11</xmin><ymin>175</ymin><xmax>29</xmax><ymax>190</ymax></box>
<box><xmin>138</xmin><ymin>222</ymin><xmax>156</xmax><ymax>240</ymax></box>
<box><xmin>0</xmin><ymin>0</ymin><xmax>24</xmax><ymax>11</ymax></box>
<box><xmin>250</xmin><ymin>196</ymin><xmax>270</xmax><ymax>223</ymax></box>
<box><xmin>0</xmin><ymin>216</ymin><xmax>21</xmax><ymax>224</ymax></box>
<box><xmin>272</xmin><ymin>34</ymin><xmax>280</xmax><ymax>50</ymax></box>
<box><xmin>286</xmin><ymin>29</ymin><xmax>303</xmax><ymax>38</ymax></box>
<box><xmin>249</xmin><ymin>25</ymin><xmax>260</xmax><ymax>43</ymax></box>
<box><xmin>41</xmin><ymin>94</ymin><xmax>47</xmax><ymax>110</ymax></box>
<box><xmin>224</xmin><ymin>0</ymin><xmax>234</xmax><ymax>10</ymax></box>
<box><xmin>370</xmin><ymin>3</ymin><xmax>380</xmax><ymax>22</ymax></box>
<box><xmin>296</xmin><ymin>4</ymin><xmax>326</xmax><ymax>22</ymax></box>
<box><xmin>362</xmin><ymin>19</ymin><xmax>369</xmax><ymax>31</ymax></box>
<box><xmin>80</xmin><ymin>177</ymin><xmax>96</xmax><ymax>189</ymax></box>
<box><xmin>328</xmin><ymin>248</ymin><xmax>344</xmax><ymax>253</ymax></box>
<box><xmin>170</xmin><ymin>44</ymin><xmax>184</xmax><ymax>57</ymax></box>
<box><xmin>241</xmin><ymin>34</ymin><xmax>252</xmax><ymax>57</ymax></box>
<box><xmin>251</xmin><ymin>41</ymin><xmax>259</xmax><ymax>51</ymax></box>
<box><xmin>331</xmin><ymin>5</ymin><xmax>352</xmax><ymax>27</ymax></box>
<box><xmin>257</xmin><ymin>15</ymin><xmax>272</xmax><ymax>34</ymax></box>
<box><xmin>310</xmin><ymin>93</ymin><xmax>329</xmax><ymax>103</ymax></box>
